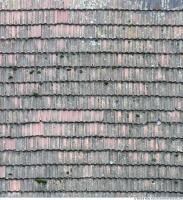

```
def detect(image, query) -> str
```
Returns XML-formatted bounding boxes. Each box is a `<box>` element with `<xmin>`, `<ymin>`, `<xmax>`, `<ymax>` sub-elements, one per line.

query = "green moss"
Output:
<box><xmin>32</xmin><ymin>92</ymin><xmax>39</xmax><ymax>97</ymax></box>
<box><xmin>151</xmin><ymin>158</ymin><xmax>156</xmax><ymax>162</ymax></box>
<box><xmin>29</xmin><ymin>70</ymin><xmax>34</xmax><ymax>74</ymax></box>
<box><xmin>35</xmin><ymin>178</ymin><xmax>47</xmax><ymax>184</ymax></box>
<box><xmin>60</xmin><ymin>54</ymin><xmax>64</xmax><ymax>58</ymax></box>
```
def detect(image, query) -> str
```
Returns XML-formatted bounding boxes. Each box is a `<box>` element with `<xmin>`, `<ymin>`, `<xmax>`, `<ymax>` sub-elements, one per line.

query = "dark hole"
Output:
<box><xmin>175</xmin><ymin>181</ymin><xmax>178</xmax><ymax>185</ymax></box>
<box><xmin>66</xmin><ymin>171</ymin><xmax>70</xmax><ymax>175</ymax></box>
<box><xmin>116</xmin><ymin>99</ymin><xmax>119</xmax><ymax>103</ymax></box>
<box><xmin>67</xmin><ymin>68</ymin><xmax>71</xmax><ymax>71</ymax></box>
<box><xmin>37</xmin><ymin>70</ymin><xmax>41</xmax><ymax>74</ymax></box>
<box><xmin>60</xmin><ymin>54</ymin><xmax>64</xmax><ymax>58</ymax></box>
<box><xmin>104</xmin><ymin>81</ymin><xmax>108</xmax><ymax>86</ymax></box>
<box><xmin>8</xmin><ymin>173</ymin><xmax>13</xmax><ymax>176</ymax></box>
<box><xmin>8</xmin><ymin>75</ymin><xmax>13</xmax><ymax>79</ymax></box>
<box><xmin>152</xmin><ymin>158</ymin><xmax>156</xmax><ymax>162</ymax></box>
<box><xmin>175</xmin><ymin>153</ymin><xmax>179</xmax><ymax>157</ymax></box>
<box><xmin>13</xmin><ymin>67</ymin><xmax>17</xmax><ymax>71</ymax></box>
<box><xmin>152</xmin><ymin>180</ymin><xmax>155</xmax><ymax>184</ymax></box>
<box><xmin>32</xmin><ymin>92</ymin><xmax>39</xmax><ymax>97</ymax></box>
<box><xmin>79</xmin><ymin>69</ymin><xmax>83</xmax><ymax>73</ymax></box>
<box><xmin>128</xmin><ymin>41</ymin><xmax>130</xmax><ymax>44</ymax></box>
<box><xmin>29</xmin><ymin>70</ymin><xmax>34</xmax><ymax>74</ymax></box>
<box><xmin>126</xmin><ymin>114</ymin><xmax>129</xmax><ymax>119</ymax></box>
<box><xmin>136</xmin><ymin>114</ymin><xmax>140</xmax><ymax>118</ymax></box>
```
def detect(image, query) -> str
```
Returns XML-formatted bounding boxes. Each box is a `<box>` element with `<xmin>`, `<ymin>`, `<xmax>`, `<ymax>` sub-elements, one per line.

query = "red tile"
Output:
<box><xmin>0</xmin><ymin>166</ymin><xmax>5</xmax><ymax>178</ymax></box>
<box><xmin>29</xmin><ymin>25</ymin><xmax>42</xmax><ymax>37</ymax></box>
<box><xmin>56</xmin><ymin>10</ymin><xmax>69</xmax><ymax>23</ymax></box>
<box><xmin>9</xmin><ymin>180</ymin><xmax>21</xmax><ymax>192</ymax></box>
<box><xmin>4</xmin><ymin>139</ymin><xmax>16</xmax><ymax>150</ymax></box>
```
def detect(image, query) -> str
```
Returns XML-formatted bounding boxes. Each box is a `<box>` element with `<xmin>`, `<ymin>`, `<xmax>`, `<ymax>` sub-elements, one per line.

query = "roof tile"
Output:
<box><xmin>1</xmin><ymin>0</ymin><xmax>183</xmax><ymax>197</ymax></box>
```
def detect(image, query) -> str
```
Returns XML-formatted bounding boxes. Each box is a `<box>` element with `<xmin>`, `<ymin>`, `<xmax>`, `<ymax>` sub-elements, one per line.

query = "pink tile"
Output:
<box><xmin>56</xmin><ymin>10</ymin><xmax>69</xmax><ymax>23</ymax></box>
<box><xmin>0</xmin><ymin>166</ymin><xmax>5</xmax><ymax>178</ymax></box>
<box><xmin>63</xmin><ymin>0</ymin><xmax>72</xmax><ymax>7</ymax></box>
<box><xmin>83</xmin><ymin>166</ymin><xmax>92</xmax><ymax>177</ymax></box>
<box><xmin>29</xmin><ymin>25</ymin><xmax>42</xmax><ymax>37</ymax></box>
<box><xmin>86</xmin><ymin>123</ymin><xmax>97</xmax><ymax>135</ymax></box>
<box><xmin>13</xmin><ymin>97</ymin><xmax>22</xmax><ymax>108</ymax></box>
<box><xmin>5</xmin><ymin>139</ymin><xmax>16</xmax><ymax>150</ymax></box>
<box><xmin>0</xmin><ymin>54</ymin><xmax>2</xmax><ymax>65</ymax></box>
<box><xmin>169</xmin><ymin>111</ymin><xmax>180</xmax><ymax>122</ymax></box>
<box><xmin>143</xmin><ymin>125</ymin><xmax>148</xmax><ymax>136</ymax></box>
<box><xmin>138</xmin><ymin>83</ymin><xmax>148</xmax><ymax>95</ymax></box>
<box><xmin>117</xmin><ymin>54</ymin><xmax>123</xmax><ymax>65</ymax></box>
<box><xmin>13</xmin><ymin>11</ymin><xmax>21</xmax><ymax>24</ymax></box>
<box><xmin>9</xmin><ymin>180</ymin><xmax>21</xmax><ymax>192</ymax></box>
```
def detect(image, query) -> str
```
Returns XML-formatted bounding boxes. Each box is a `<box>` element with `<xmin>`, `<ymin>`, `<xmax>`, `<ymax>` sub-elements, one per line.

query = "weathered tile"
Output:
<box><xmin>1</xmin><ymin>0</ymin><xmax>183</xmax><ymax>197</ymax></box>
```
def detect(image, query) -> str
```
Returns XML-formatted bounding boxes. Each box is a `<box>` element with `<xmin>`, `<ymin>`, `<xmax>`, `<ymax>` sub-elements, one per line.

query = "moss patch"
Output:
<box><xmin>35</xmin><ymin>178</ymin><xmax>47</xmax><ymax>185</ymax></box>
<box><xmin>32</xmin><ymin>92</ymin><xmax>39</xmax><ymax>97</ymax></box>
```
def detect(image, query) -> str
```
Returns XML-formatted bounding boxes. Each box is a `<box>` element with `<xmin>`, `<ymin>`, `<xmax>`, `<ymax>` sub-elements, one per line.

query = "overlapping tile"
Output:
<box><xmin>0</xmin><ymin>0</ymin><xmax>183</xmax><ymax>197</ymax></box>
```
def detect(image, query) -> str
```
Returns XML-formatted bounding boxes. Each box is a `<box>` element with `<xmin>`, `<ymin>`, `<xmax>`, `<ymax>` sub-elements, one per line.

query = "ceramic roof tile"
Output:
<box><xmin>1</xmin><ymin>0</ymin><xmax>183</xmax><ymax>197</ymax></box>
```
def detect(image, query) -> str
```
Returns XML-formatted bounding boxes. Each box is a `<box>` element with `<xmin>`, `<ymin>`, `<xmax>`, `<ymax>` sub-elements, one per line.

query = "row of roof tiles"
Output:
<box><xmin>0</xmin><ymin>25</ymin><xmax>183</xmax><ymax>39</ymax></box>
<box><xmin>0</xmin><ymin>151</ymin><xmax>182</xmax><ymax>166</ymax></box>
<box><xmin>0</xmin><ymin>54</ymin><xmax>183</xmax><ymax>67</ymax></box>
<box><xmin>0</xmin><ymin>123</ymin><xmax>182</xmax><ymax>138</ymax></box>
<box><xmin>1</xmin><ymin>39</ymin><xmax>183</xmax><ymax>53</ymax></box>
<box><xmin>1</xmin><ymin>191</ymin><xmax>182</xmax><ymax>197</ymax></box>
<box><xmin>1</xmin><ymin>67</ymin><xmax>183</xmax><ymax>82</ymax></box>
<box><xmin>0</xmin><ymin>178</ymin><xmax>182</xmax><ymax>192</ymax></box>
<box><xmin>0</xmin><ymin>10</ymin><xmax>183</xmax><ymax>25</ymax></box>
<box><xmin>0</xmin><ymin>0</ymin><xmax>183</xmax><ymax>10</ymax></box>
<box><xmin>0</xmin><ymin>96</ymin><xmax>182</xmax><ymax>111</ymax></box>
<box><xmin>1</xmin><ymin>165</ymin><xmax>182</xmax><ymax>179</ymax></box>
<box><xmin>0</xmin><ymin>110</ymin><xmax>181</xmax><ymax>123</ymax></box>
<box><xmin>1</xmin><ymin>137</ymin><xmax>183</xmax><ymax>152</ymax></box>
<box><xmin>0</xmin><ymin>82</ymin><xmax>182</xmax><ymax>97</ymax></box>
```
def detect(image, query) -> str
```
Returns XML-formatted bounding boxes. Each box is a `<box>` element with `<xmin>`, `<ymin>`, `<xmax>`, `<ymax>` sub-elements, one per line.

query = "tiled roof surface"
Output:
<box><xmin>0</xmin><ymin>0</ymin><xmax>183</xmax><ymax>197</ymax></box>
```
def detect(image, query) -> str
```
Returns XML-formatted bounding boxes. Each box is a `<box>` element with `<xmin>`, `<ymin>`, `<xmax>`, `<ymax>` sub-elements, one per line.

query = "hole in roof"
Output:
<box><xmin>174</xmin><ymin>181</ymin><xmax>178</xmax><ymax>185</ymax></box>
<box><xmin>175</xmin><ymin>153</ymin><xmax>179</xmax><ymax>157</ymax></box>
<box><xmin>8</xmin><ymin>75</ymin><xmax>13</xmax><ymax>79</ymax></box>
<box><xmin>30</xmin><ymin>69</ymin><xmax>35</xmax><ymax>74</ymax></box>
<box><xmin>60</xmin><ymin>54</ymin><xmax>64</xmax><ymax>58</ymax></box>
<box><xmin>79</xmin><ymin>69</ymin><xmax>83</xmax><ymax>73</ymax></box>
<box><xmin>8</xmin><ymin>173</ymin><xmax>13</xmax><ymax>177</ymax></box>
<box><xmin>104</xmin><ymin>81</ymin><xmax>109</xmax><ymax>86</ymax></box>
<box><xmin>12</xmin><ymin>67</ymin><xmax>17</xmax><ymax>71</ymax></box>
<box><xmin>136</xmin><ymin>114</ymin><xmax>140</xmax><ymax>118</ymax></box>
<box><xmin>66</xmin><ymin>68</ymin><xmax>72</xmax><ymax>71</ymax></box>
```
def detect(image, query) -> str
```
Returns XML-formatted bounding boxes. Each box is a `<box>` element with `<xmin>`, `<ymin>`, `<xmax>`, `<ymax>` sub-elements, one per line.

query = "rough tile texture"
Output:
<box><xmin>0</xmin><ymin>0</ymin><xmax>183</xmax><ymax>197</ymax></box>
